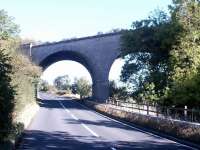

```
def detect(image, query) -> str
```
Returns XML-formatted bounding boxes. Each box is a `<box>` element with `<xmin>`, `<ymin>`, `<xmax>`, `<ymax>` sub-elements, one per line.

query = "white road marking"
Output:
<box><xmin>58</xmin><ymin>100</ymin><xmax>70</xmax><ymax>113</ymax></box>
<box><xmin>59</xmin><ymin>101</ymin><xmax>78</xmax><ymax>120</ymax></box>
<box><xmin>74</xmin><ymin>101</ymin><xmax>198</xmax><ymax>150</ymax></box>
<box><xmin>58</xmin><ymin>100</ymin><xmax>100</xmax><ymax>138</ymax></box>
<box><xmin>111</xmin><ymin>147</ymin><xmax>117</xmax><ymax>150</ymax></box>
<box><xmin>81</xmin><ymin>123</ymin><xmax>99</xmax><ymax>137</ymax></box>
<box><xmin>71</xmin><ymin>114</ymin><xmax>79</xmax><ymax>120</ymax></box>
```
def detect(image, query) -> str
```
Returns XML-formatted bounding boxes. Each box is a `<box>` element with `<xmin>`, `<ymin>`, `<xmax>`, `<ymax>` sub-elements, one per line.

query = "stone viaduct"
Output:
<box><xmin>21</xmin><ymin>32</ymin><xmax>122</xmax><ymax>101</ymax></box>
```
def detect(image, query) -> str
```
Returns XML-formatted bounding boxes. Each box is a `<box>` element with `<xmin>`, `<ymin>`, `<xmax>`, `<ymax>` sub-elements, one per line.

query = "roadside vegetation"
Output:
<box><xmin>0</xmin><ymin>9</ymin><xmax>41</xmax><ymax>148</ymax></box>
<box><xmin>1</xmin><ymin>0</ymin><xmax>199</xmax><ymax>148</ymax></box>
<box><xmin>110</xmin><ymin>0</ymin><xmax>200</xmax><ymax>109</ymax></box>
<box><xmin>72</xmin><ymin>77</ymin><xmax>92</xmax><ymax>99</ymax></box>
<box><xmin>38</xmin><ymin>75</ymin><xmax>92</xmax><ymax>99</ymax></box>
<box><xmin>109</xmin><ymin>80</ymin><xmax>128</xmax><ymax>101</ymax></box>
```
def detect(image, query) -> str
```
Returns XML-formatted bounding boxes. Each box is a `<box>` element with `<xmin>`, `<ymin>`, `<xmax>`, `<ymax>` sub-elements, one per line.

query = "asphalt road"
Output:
<box><xmin>18</xmin><ymin>93</ymin><xmax>197</xmax><ymax>150</ymax></box>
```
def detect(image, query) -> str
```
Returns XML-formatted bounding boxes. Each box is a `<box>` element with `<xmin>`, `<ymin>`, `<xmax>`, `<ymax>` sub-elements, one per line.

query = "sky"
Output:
<box><xmin>1</xmin><ymin>0</ymin><xmax>172</xmax><ymax>84</ymax></box>
<box><xmin>41</xmin><ymin>59</ymin><xmax>125</xmax><ymax>85</ymax></box>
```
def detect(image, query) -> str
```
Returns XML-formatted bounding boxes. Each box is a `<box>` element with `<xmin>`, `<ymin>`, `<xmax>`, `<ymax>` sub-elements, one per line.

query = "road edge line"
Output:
<box><xmin>58</xmin><ymin>100</ymin><xmax>100</xmax><ymax>138</ymax></box>
<box><xmin>74</xmin><ymin>100</ymin><xmax>198</xmax><ymax>150</ymax></box>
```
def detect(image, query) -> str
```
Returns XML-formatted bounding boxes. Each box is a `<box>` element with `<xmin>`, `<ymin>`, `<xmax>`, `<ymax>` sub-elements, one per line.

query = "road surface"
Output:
<box><xmin>18</xmin><ymin>93</ymin><xmax>196</xmax><ymax>150</ymax></box>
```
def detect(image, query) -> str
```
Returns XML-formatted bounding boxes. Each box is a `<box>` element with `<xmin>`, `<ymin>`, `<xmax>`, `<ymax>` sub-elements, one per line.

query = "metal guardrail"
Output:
<box><xmin>106</xmin><ymin>99</ymin><xmax>200</xmax><ymax>123</ymax></box>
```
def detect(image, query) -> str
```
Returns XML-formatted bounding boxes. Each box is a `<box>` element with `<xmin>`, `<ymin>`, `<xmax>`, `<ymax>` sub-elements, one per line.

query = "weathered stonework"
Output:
<box><xmin>84</xmin><ymin>100</ymin><xmax>200</xmax><ymax>145</ymax></box>
<box><xmin>20</xmin><ymin>33</ymin><xmax>122</xmax><ymax>101</ymax></box>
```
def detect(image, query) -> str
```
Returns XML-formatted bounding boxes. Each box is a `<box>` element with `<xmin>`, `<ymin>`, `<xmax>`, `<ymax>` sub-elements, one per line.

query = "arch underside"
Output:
<box><xmin>39</xmin><ymin>50</ymin><xmax>112</xmax><ymax>101</ymax></box>
<box><xmin>39</xmin><ymin>51</ymin><xmax>93</xmax><ymax>76</ymax></box>
<box><xmin>22</xmin><ymin>33</ymin><xmax>122</xmax><ymax>101</ymax></box>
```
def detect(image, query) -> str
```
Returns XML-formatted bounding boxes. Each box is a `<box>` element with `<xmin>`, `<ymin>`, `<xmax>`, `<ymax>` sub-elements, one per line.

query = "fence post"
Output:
<box><xmin>156</xmin><ymin>105</ymin><xmax>159</xmax><ymax>117</ymax></box>
<box><xmin>192</xmin><ymin>109</ymin><xmax>194</xmax><ymax>122</ymax></box>
<box><xmin>184</xmin><ymin>105</ymin><xmax>187</xmax><ymax>120</ymax></box>
<box><xmin>167</xmin><ymin>107</ymin><xmax>169</xmax><ymax>117</ymax></box>
<box><xmin>147</xmin><ymin>102</ymin><xmax>149</xmax><ymax>115</ymax></box>
<box><xmin>132</xmin><ymin>102</ymin><xmax>133</xmax><ymax>112</ymax></box>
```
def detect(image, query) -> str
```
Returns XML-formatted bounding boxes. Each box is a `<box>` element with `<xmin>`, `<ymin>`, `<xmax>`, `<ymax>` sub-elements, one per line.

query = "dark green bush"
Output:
<box><xmin>109</xmin><ymin>80</ymin><xmax>129</xmax><ymax>101</ymax></box>
<box><xmin>0</xmin><ymin>9</ymin><xmax>41</xmax><ymax>148</ymax></box>
<box><xmin>0</xmin><ymin>49</ymin><xmax>15</xmax><ymax>142</ymax></box>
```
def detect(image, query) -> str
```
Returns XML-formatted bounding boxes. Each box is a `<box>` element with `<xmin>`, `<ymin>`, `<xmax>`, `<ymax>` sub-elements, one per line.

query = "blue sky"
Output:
<box><xmin>1</xmin><ymin>0</ymin><xmax>171</xmax><ymax>42</ymax></box>
<box><xmin>1</xmin><ymin>0</ymin><xmax>172</xmax><ymax>84</ymax></box>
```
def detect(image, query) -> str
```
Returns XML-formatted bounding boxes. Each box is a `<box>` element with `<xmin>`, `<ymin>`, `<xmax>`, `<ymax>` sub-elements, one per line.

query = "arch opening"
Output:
<box><xmin>108</xmin><ymin>58</ymin><xmax>128</xmax><ymax>100</ymax></box>
<box><xmin>39</xmin><ymin>51</ymin><xmax>94</xmax><ymax>82</ymax></box>
<box><xmin>109</xmin><ymin>58</ymin><xmax>125</xmax><ymax>86</ymax></box>
<box><xmin>38</xmin><ymin>51</ymin><xmax>94</xmax><ymax>99</ymax></box>
<box><xmin>41</xmin><ymin>60</ymin><xmax>92</xmax><ymax>85</ymax></box>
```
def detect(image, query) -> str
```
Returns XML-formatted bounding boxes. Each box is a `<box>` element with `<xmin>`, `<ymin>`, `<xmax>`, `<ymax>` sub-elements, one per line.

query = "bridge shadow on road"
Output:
<box><xmin>19</xmin><ymin>98</ymin><xmax>192</xmax><ymax>150</ymax></box>
<box><xmin>17</xmin><ymin>130</ymin><xmax>188</xmax><ymax>150</ymax></box>
<box><xmin>38</xmin><ymin>98</ymin><xmax>86</xmax><ymax>110</ymax></box>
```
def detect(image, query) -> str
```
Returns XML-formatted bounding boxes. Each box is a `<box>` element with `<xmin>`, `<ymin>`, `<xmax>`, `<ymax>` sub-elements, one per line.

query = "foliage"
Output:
<box><xmin>38</xmin><ymin>79</ymin><xmax>50</xmax><ymax>92</ymax></box>
<box><xmin>0</xmin><ymin>9</ymin><xmax>19</xmax><ymax>142</ymax></box>
<box><xmin>136</xmin><ymin>82</ymin><xmax>159</xmax><ymax>104</ymax></box>
<box><xmin>71</xmin><ymin>83</ymin><xmax>78</xmax><ymax>94</ymax></box>
<box><xmin>120</xmin><ymin>0</ymin><xmax>200</xmax><ymax>107</ymax></box>
<box><xmin>167</xmin><ymin>0</ymin><xmax>200</xmax><ymax>107</ymax></box>
<box><xmin>73</xmin><ymin>77</ymin><xmax>91</xmax><ymax>99</ymax></box>
<box><xmin>120</xmin><ymin>52</ymin><xmax>151</xmax><ymax>91</ymax></box>
<box><xmin>109</xmin><ymin>80</ymin><xmax>129</xmax><ymax>101</ymax></box>
<box><xmin>11</xmin><ymin>52</ymin><xmax>41</xmax><ymax>113</ymax></box>
<box><xmin>0</xmin><ymin>49</ymin><xmax>15</xmax><ymax>141</ymax></box>
<box><xmin>0</xmin><ymin>10</ymin><xmax>20</xmax><ymax>40</ymax></box>
<box><xmin>0</xmin><ymin>9</ymin><xmax>41</xmax><ymax>144</ymax></box>
<box><xmin>120</xmin><ymin>9</ymin><xmax>177</xmax><ymax>104</ymax></box>
<box><xmin>54</xmin><ymin>75</ymin><xmax>71</xmax><ymax>91</ymax></box>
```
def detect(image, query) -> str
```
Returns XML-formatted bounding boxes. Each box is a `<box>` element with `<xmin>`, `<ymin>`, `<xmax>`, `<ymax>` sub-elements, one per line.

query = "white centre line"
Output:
<box><xmin>58</xmin><ymin>100</ymin><xmax>70</xmax><ymax>113</ymax></box>
<box><xmin>74</xmin><ymin>101</ymin><xmax>198</xmax><ymax>150</ymax></box>
<box><xmin>81</xmin><ymin>123</ymin><xmax>99</xmax><ymax>137</ymax></box>
<box><xmin>111</xmin><ymin>147</ymin><xmax>117</xmax><ymax>150</ymax></box>
<box><xmin>71</xmin><ymin>114</ymin><xmax>79</xmax><ymax>120</ymax></box>
<box><xmin>58</xmin><ymin>100</ymin><xmax>100</xmax><ymax>138</ymax></box>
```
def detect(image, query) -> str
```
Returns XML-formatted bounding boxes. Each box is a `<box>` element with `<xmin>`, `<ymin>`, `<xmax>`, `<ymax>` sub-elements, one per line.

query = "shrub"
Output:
<box><xmin>38</xmin><ymin>79</ymin><xmax>50</xmax><ymax>92</ymax></box>
<box><xmin>73</xmin><ymin>77</ymin><xmax>91</xmax><ymax>99</ymax></box>
<box><xmin>0</xmin><ymin>49</ymin><xmax>15</xmax><ymax>142</ymax></box>
<box><xmin>109</xmin><ymin>80</ymin><xmax>128</xmax><ymax>101</ymax></box>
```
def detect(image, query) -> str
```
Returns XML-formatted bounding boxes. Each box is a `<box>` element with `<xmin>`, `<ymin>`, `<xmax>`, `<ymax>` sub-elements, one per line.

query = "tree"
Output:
<box><xmin>73</xmin><ymin>77</ymin><xmax>91</xmax><ymax>99</ymax></box>
<box><xmin>38</xmin><ymin>79</ymin><xmax>50</xmax><ymax>92</ymax></box>
<box><xmin>120</xmin><ymin>9</ymin><xmax>178</xmax><ymax>104</ymax></box>
<box><xmin>0</xmin><ymin>10</ymin><xmax>19</xmax><ymax>40</ymax></box>
<box><xmin>167</xmin><ymin>0</ymin><xmax>200</xmax><ymax>107</ymax></box>
<box><xmin>0</xmin><ymin>9</ymin><xmax>19</xmax><ymax>142</ymax></box>
<box><xmin>54</xmin><ymin>75</ymin><xmax>71</xmax><ymax>91</ymax></box>
<box><xmin>109</xmin><ymin>80</ymin><xmax>118</xmax><ymax>98</ymax></box>
<box><xmin>71</xmin><ymin>83</ymin><xmax>78</xmax><ymax>94</ymax></box>
<box><xmin>120</xmin><ymin>0</ymin><xmax>200</xmax><ymax>107</ymax></box>
<box><xmin>109</xmin><ymin>80</ymin><xmax>128</xmax><ymax>101</ymax></box>
<box><xmin>0</xmin><ymin>49</ymin><xmax>15</xmax><ymax>141</ymax></box>
<box><xmin>0</xmin><ymin>9</ymin><xmax>41</xmax><ymax>143</ymax></box>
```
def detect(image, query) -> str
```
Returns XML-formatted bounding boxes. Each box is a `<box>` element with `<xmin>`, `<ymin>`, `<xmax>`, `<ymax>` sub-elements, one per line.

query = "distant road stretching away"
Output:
<box><xmin>18</xmin><ymin>93</ymin><xmax>196</xmax><ymax>150</ymax></box>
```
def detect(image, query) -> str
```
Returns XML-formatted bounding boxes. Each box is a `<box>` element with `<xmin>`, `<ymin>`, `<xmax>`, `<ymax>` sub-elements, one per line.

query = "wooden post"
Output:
<box><xmin>147</xmin><ymin>102</ymin><xmax>149</xmax><ymax>115</ymax></box>
<box><xmin>184</xmin><ymin>105</ymin><xmax>187</xmax><ymax>120</ymax></box>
